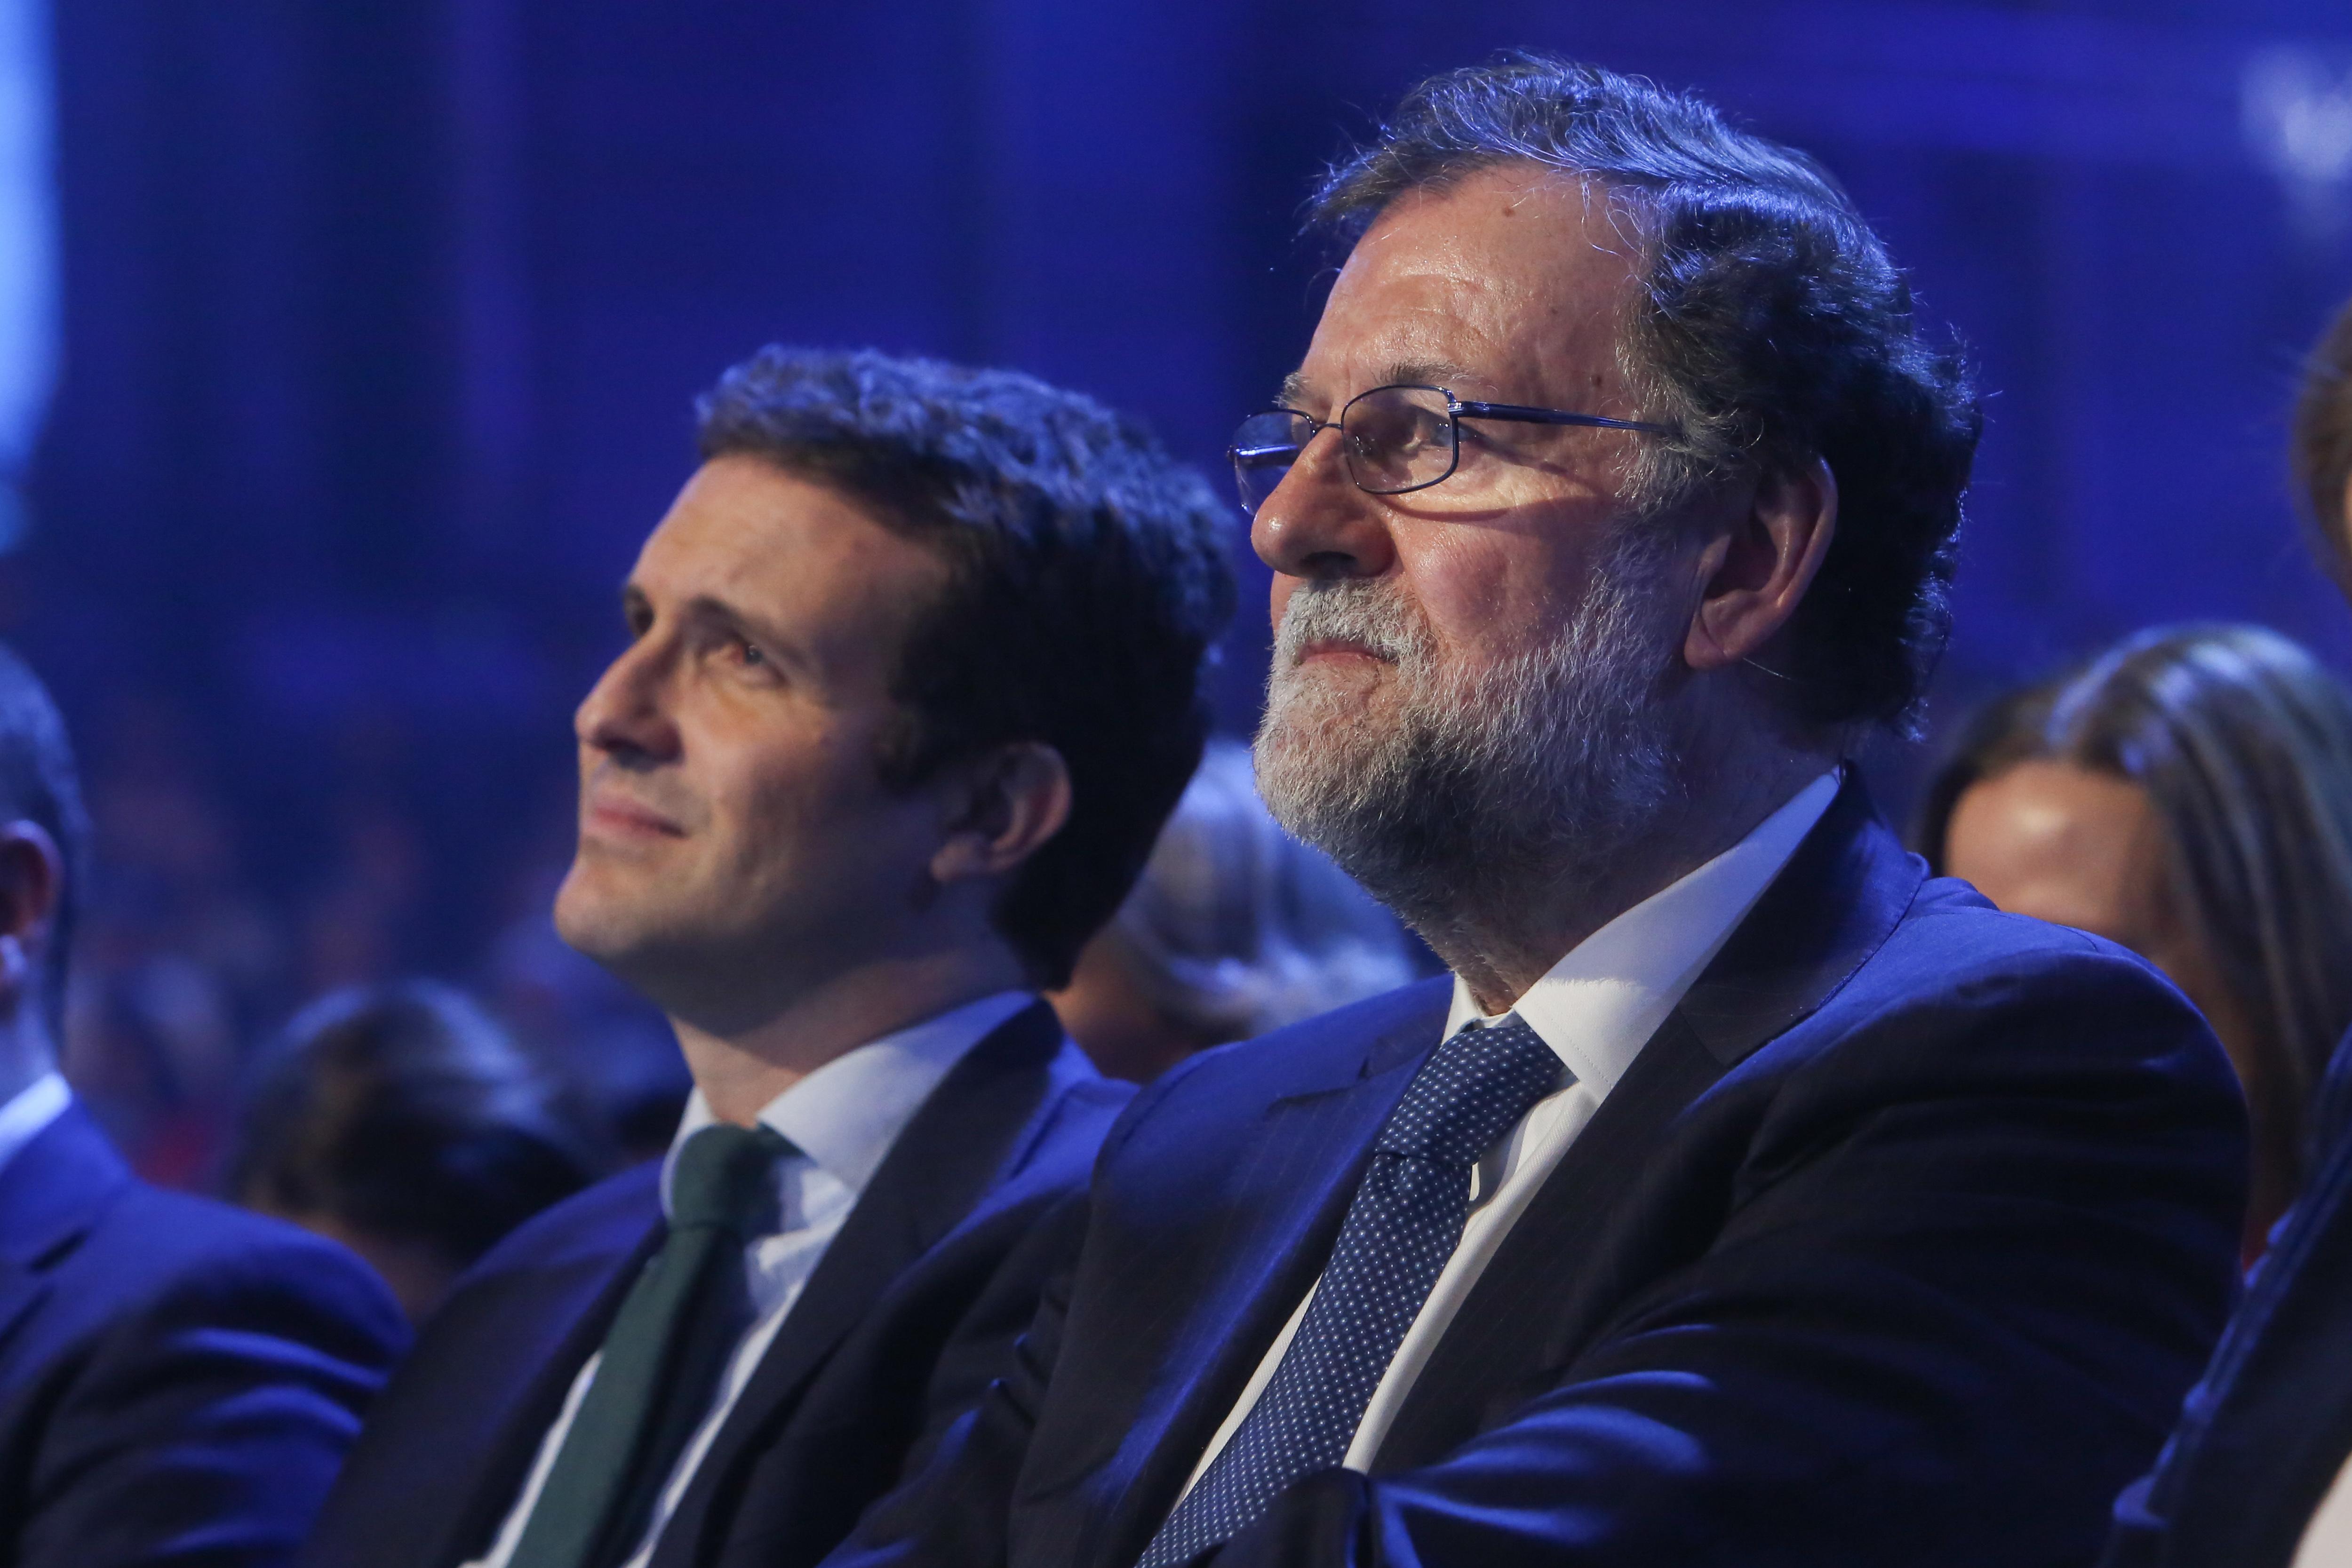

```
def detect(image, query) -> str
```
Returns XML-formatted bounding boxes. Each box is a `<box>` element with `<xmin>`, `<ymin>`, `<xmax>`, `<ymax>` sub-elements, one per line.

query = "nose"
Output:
<box><xmin>574</xmin><ymin>633</ymin><xmax>681</xmax><ymax>767</ymax></box>
<box><xmin>1249</xmin><ymin>424</ymin><xmax>1398</xmax><ymax>583</ymax></box>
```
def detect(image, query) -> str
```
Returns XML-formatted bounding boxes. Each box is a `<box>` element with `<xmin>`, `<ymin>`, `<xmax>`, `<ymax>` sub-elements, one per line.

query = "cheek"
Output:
<box><xmin>718</xmin><ymin>723</ymin><xmax>933</xmax><ymax>897</ymax></box>
<box><xmin>1389</xmin><ymin>525</ymin><xmax>1563</xmax><ymax>666</ymax></box>
<box><xmin>684</xmin><ymin>716</ymin><xmax>839</xmax><ymax>876</ymax></box>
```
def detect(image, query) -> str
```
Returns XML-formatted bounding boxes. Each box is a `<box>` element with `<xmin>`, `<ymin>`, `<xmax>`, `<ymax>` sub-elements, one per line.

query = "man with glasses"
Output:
<box><xmin>829</xmin><ymin>56</ymin><xmax>2245</xmax><ymax>1568</ymax></box>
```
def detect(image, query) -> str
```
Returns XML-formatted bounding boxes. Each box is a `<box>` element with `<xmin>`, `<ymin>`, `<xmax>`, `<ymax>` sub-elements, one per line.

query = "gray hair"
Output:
<box><xmin>1308</xmin><ymin>53</ymin><xmax>1981</xmax><ymax>734</ymax></box>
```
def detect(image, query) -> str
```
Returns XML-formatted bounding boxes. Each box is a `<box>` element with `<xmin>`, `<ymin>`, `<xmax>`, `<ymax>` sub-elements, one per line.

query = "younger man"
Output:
<box><xmin>305</xmin><ymin>350</ymin><xmax>1233</xmax><ymax>1568</ymax></box>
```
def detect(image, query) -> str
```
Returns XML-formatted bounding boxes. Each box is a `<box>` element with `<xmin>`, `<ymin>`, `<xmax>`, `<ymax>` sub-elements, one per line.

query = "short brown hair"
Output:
<box><xmin>2292</xmin><ymin>293</ymin><xmax>2352</xmax><ymax>597</ymax></box>
<box><xmin>697</xmin><ymin>349</ymin><xmax>1236</xmax><ymax>989</ymax></box>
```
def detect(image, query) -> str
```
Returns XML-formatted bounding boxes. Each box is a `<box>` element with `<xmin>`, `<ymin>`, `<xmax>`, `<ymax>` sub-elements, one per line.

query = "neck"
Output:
<box><xmin>670</xmin><ymin>943</ymin><xmax>1028</xmax><ymax>1126</ymax></box>
<box><xmin>1434</xmin><ymin>742</ymin><xmax>1831</xmax><ymax>1015</ymax></box>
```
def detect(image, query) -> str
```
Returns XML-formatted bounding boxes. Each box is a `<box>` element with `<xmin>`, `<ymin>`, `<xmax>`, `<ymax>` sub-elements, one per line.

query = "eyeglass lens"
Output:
<box><xmin>1227</xmin><ymin>386</ymin><xmax>1460</xmax><ymax>513</ymax></box>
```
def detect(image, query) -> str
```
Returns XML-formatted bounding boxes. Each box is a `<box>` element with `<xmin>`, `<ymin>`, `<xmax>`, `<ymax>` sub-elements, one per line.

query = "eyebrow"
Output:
<box><xmin>1382</xmin><ymin>359</ymin><xmax>1483</xmax><ymax>392</ymax></box>
<box><xmin>1276</xmin><ymin>360</ymin><xmax>1490</xmax><ymax>412</ymax></box>
<box><xmin>621</xmin><ymin>582</ymin><xmax>815</xmax><ymax>677</ymax></box>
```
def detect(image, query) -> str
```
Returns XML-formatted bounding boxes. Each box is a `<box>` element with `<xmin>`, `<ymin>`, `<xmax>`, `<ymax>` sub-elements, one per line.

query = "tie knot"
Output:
<box><xmin>669</xmin><ymin>1122</ymin><xmax>792</xmax><ymax>1235</ymax></box>
<box><xmin>1376</xmin><ymin>1014</ymin><xmax>1563</xmax><ymax>1166</ymax></box>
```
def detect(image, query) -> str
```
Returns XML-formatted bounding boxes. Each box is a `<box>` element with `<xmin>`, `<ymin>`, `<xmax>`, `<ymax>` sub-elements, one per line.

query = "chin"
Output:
<box><xmin>551</xmin><ymin>865</ymin><xmax>640</xmax><ymax>964</ymax></box>
<box><xmin>1261</xmin><ymin>668</ymin><xmax>1390</xmax><ymax>774</ymax></box>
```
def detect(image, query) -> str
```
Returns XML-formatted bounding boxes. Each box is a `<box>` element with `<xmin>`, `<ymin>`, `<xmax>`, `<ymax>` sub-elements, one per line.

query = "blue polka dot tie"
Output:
<box><xmin>1135</xmin><ymin>1014</ymin><xmax>1565</xmax><ymax>1568</ymax></box>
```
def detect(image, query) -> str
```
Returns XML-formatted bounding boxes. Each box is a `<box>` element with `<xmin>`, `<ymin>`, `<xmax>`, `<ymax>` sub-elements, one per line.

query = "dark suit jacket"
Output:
<box><xmin>837</xmin><ymin>779</ymin><xmax>2248</xmax><ymax>1568</ymax></box>
<box><xmin>303</xmin><ymin>1001</ymin><xmax>1130</xmax><ymax>1568</ymax></box>
<box><xmin>0</xmin><ymin>1098</ymin><xmax>409</xmax><ymax>1568</ymax></box>
<box><xmin>2100</xmin><ymin>1026</ymin><xmax>2352</xmax><ymax>1568</ymax></box>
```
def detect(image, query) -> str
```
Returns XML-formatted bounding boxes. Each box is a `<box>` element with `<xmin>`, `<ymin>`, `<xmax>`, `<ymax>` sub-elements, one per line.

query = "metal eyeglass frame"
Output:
<box><xmin>1229</xmin><ymin>382</ymin><xmax>1679</xmax><ymax>509</ymax></box>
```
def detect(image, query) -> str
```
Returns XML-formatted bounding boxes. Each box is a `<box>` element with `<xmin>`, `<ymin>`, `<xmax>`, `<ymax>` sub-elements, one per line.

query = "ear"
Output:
<box><xmin>1683</xmin><ymin>456</ymin><xmax>1839</xmax><ymax>674</ymax></box>
<box><xmin>0</xmin><ymin>821</ymin><xmax>62</xmax><ymax>1021</ymax></box>
<box><xmin>930</xmin><ymin>742</ymin><xmax>1074</xmax><ymax>888</ymax></box>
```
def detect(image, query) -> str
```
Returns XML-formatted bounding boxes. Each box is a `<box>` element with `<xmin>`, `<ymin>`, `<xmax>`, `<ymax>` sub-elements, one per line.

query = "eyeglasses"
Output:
<box><xmin>1228</xmin><ymin>382</ymin><xmax>1677</xmax><ymax>515</ymax></box>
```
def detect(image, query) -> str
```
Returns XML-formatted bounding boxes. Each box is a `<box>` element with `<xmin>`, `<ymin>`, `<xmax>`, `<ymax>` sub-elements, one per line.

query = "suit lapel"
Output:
<box><xmin>1374</xmin><ymin>774</ymin><xmax>1921</xmax><ymax>1468</ymax></box>
<box><xmin>1088</xmin><ymin>987</ymin><xmax>1451</xmax><ymax>1568</ymax></box>
<box><xmin>430</xmin><ymin>1219</ymin><xmax>665</xmax><ymax>1568</ymax></box>
<box><xmin>653</xmin><ymin>1003</ymin><xmax>1067</xmax><ymax>1568</ymax></box>
<box><xmin>1675</xmin><ymin>772</ymin><xmax>1923</xmax><ymax>1069</ymax></box>
<box><xmin>0</xmin><ymin>1105</ymin><xmax>125</xmax><ymax>1364</ymax></box>
<box><xmin>0</xmin><ymin>1259</ymin><xmax>45</xmax><ymax>1366</ymax></box>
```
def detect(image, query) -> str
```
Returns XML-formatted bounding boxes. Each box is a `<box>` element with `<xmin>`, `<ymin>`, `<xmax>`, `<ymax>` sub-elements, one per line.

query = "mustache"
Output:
<box><xmin>1273</xmin><ymin>580</ymin><xmax>1432</xmax><ymax>669</ymax></box>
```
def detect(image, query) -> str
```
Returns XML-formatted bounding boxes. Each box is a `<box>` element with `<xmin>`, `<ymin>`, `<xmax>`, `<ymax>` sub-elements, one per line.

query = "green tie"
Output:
<box><xmin>507</xmin><ymin>1122</ymin><xmax>791</xmax><ymax>1568</ymax></box>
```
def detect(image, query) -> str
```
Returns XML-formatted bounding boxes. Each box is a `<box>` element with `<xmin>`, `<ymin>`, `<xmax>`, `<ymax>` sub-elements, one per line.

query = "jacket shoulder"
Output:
<box><xmin>1138</xmin><ymin>976</ymin><xmax>1451</xmax><ymax>1107</ymax></box>
<box><xmin>1776</xmin><ymin>871</ymin><xmax>2233</xmax><ymax>1104</ymax></box>
<box><xmin>1867</xmin><ymin>873</ymin><xmax>2205</xmax><ymax>1015</ymax></box>
<box><xmin>71</xmin><ymin>1184</ymin><xmax>404</xmax><ymax>1349</ymax></box>
<box><xmin>455</xmin><ymin>1159</ymin><xmax>662</xmax><ymax>1281</ymax></box>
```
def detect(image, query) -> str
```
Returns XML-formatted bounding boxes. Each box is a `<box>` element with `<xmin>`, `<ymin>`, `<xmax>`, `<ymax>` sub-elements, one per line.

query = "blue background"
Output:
<box><xmin>16</xmin><ymin>1</ymin><xmax>2352</xmax><ymax>1175</ymax></box>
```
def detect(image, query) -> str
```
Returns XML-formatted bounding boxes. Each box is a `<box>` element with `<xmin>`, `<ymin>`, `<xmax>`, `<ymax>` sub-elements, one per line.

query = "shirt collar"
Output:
<box><xmin>0</xmin><ymin>1071</ymin><xmax>70</xmax><ymax>1182</ymax></box>
<box><xmin>661</xmin><ymin>989</ymin><xmax>1034</xmax><ymax>1218</ymax></box>
<box><xmin>1443</xmin><ymin>771</ymin><xmax>1841</xmax><ymax>1097</ymax></box>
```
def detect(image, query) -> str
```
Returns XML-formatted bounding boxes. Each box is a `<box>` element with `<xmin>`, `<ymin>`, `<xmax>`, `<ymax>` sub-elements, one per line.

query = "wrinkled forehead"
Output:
<box><xmin>1298</xmin><ymin>166</ymin><xmax>1647</xmax><ymax>409</ymax></box>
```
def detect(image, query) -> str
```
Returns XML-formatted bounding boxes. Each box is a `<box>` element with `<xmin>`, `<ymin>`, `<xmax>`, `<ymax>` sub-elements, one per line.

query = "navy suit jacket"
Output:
<box><xmin>2100</xmin><ymin>1027</ymin><xmax>2352</xmax><ymax>1568</ymax></box>
<box><xmin>0</xmin><ymin>1098</ymin><xmax>409</xmax><ymax>1568</ymax></box>
<box><xmin>837</xmin><ymin>779</ymin><xmax>2248</xmax><ymax>1568</ymax></box>
<box><xmin>303</xmin><ymin>1002</ymin><xmax>1131</xmax><ymax>1568</ymax></box>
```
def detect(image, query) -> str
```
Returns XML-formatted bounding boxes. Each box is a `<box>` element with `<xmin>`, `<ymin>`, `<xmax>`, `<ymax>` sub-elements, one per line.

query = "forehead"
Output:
<box><xmin>633</xmin><ymin>454</ymin><xmax>947</xmax><ymax>663</ymax></box>
<box><xmin>1952</xmin><ymin>761</ymin><xmax>2165</xmax><ymax>903</ymax></box>
<box><xmin>1300</xmin><ymin>164</ymin><xmax>1644</xmax><ymax>404</ymax></box>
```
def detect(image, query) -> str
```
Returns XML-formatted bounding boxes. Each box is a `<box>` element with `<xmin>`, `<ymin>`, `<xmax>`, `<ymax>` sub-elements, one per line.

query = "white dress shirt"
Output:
<box><xmin>1178</xmin><ymin>773</ymin><xmax>1839</xmax><ymax>1493</ymax></box>
<box><xmin>465</xmin><ymin>989</ymin><xmax>1035</xmax><ymax>1568</ymax></box>
<box><xmin>2296</xmin><ymin>1453</ymin><xmax>2352</xmax><ymax>1564</ymax></box>
<box><xmin>0</xmin><ymin>1069</ymin><xmax>69</xmax><ymax>1179</ymax></box>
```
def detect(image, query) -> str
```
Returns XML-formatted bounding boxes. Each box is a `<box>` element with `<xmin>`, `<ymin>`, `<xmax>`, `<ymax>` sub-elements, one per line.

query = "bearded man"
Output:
<box><xmin>829</xmin><ymin>56</ymin><xmax>2246</xmax><ymax>1568</ymax></box>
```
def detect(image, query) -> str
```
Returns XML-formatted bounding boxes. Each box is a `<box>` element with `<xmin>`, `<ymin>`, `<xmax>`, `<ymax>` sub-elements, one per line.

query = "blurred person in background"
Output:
<box><xmin>62</xmin><ymin>693</ymin><xmax>287</xmax><ymax>1187</ymax></box>
<box><xmin>302</xmin><ymin>348</ymin><xmax>1232</xmax><ymax>1568</ymax></box>
<box><xmin>2103</xmin><ymin>297</ymin><xmax>2352</xmax><ymax>1568</ymax></box>
<box><xmin>0</xmin><ymin>643</ymin><xmax>407</xmax><ymax>1567</ymax></box>
<box><xmin>1908</xmin><ymin>677</ymin><xmax>2062</xmax><ymax>871</ymax></box>
<box><xmin>1926</xmin><ymin>625</ymin><xmax>2352</xmax><ymax>1262</ymax></box>
<box><xmin>230</xmin><ymin>979</ymin><xmax>604</xmax><ymax>1323</ymax></box>
<box><xmin>1050</xmin><ymin>738</ymin><xmax>1419</xmax><ymax>1082</ymax></box>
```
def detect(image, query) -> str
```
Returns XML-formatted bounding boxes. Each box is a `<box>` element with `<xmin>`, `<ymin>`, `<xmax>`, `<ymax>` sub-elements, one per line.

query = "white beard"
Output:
<box><xmin>1252</xmin><ymin>527</ymin><xmax>1685</xmax><ymax>944</ymax></box>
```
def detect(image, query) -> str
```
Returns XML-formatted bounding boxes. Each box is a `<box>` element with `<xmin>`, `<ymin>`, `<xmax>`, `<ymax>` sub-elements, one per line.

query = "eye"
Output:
<box><xmin>730</xmin><ymin>636</ymin><xmax>782</xmax><ymax>681</ymax></box>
